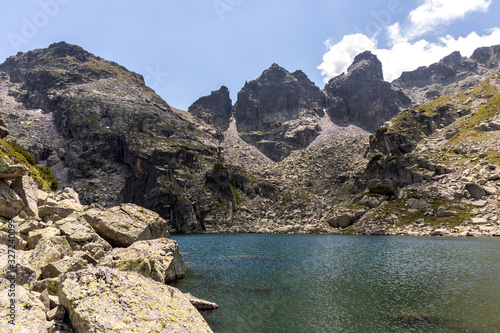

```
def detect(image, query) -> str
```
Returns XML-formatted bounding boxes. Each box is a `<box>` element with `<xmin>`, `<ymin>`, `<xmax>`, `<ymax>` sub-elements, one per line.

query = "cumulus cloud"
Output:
<box><xmin>318</xmin><ymin>0</ymin><xmax>500</xmax><ymax>83</ymax></box>
<box><xmin>318</xmin><ymin>34</ymin><xmax>377</xmax><ymax>79</ymax></box>
<box><xmin>406</xmin><ymin>0</ymin><xmax>492</xmax><ymax>39</ymax></box>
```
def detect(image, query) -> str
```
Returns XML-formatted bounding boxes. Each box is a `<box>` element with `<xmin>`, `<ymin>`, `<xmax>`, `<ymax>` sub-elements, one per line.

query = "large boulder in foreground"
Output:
<box><xmin>82</xmin><ymin>204</ymin><xmax>170</xmax><ymax>247</ymax></box>
<box><xmin>100</xmin><ymin>238</ymin><xmax>185</xmax><ymax>283</ymax></box>
<box><xmin>59</xmin><ymin>267</ymin><xmax>213</xmax><ymax>333</ymax></box>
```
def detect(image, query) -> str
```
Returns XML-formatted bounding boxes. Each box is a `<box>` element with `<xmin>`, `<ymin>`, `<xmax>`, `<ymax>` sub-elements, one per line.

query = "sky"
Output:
<box><xmin>1</xmin><ymin>0</ymin><xmax>499</xmax><ymax>110</ymax></box>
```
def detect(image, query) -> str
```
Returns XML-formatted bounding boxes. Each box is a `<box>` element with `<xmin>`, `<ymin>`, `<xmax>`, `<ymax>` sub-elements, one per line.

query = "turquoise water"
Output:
<box><xmin>171</xmin><ymin>235</ymin><xmax>500</xmax><ymax>333</ymax></box>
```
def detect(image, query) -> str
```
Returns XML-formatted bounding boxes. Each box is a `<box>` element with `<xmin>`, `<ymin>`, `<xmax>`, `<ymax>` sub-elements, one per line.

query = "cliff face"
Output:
<box><xmin>325</xmin><ymin>51</ymin><xmax>411</xmax><ymax>132</ymax></box>
<box><xmin>188</xmin><ymin>86</ymin><xmax>232</xmax><ymax>131</ymax></box>
<box><xmin>233</xmin><ymin>64</ymin><xmax>325</xmax><ymax>161</ymax></box>
<box><xmin>0</xmin><ymin>42</ymin><xmax>230</xmax><ymax>233</ymax></box>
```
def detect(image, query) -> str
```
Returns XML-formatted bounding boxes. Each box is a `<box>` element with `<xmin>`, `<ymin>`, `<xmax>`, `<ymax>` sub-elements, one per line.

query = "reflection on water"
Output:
<box><xmin>171</xmin><ymin>234</ymin><xmax>500</xmax><ymax>333</ymax></box>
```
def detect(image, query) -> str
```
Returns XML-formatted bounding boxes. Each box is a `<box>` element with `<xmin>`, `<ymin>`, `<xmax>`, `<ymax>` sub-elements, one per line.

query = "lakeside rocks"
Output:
<box><xmin>59</xmin><ymin>267</ymin><xmax>213</xmax><ymax>333</ymax></box>
<box><xmin>0</xmin><ymin>183</ymin><xmax>216</xmax><ymax>332</ymax></box>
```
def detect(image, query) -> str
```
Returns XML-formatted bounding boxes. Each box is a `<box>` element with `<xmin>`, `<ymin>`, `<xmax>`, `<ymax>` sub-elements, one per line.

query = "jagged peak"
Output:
<box><xmin>346</xmin><ymin>51</ymin><xmax>383</xmax><ymax>81</ymax></box>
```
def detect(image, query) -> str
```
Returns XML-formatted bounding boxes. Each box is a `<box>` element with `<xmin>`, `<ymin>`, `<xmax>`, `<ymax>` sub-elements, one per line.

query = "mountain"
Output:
<box><xmin>1</xmin><ymin>41</ymin><xmax>499</xmax><ymax>237</ymax></box>
<box><xmin>325</xmin><ymin>51</ymin><xmax>412</xmax><ymax>132</ymax></box>
<box><xmin>0</xmin><ymin>42</ymin><xmax>227</xmax><ymax>233</ymax></box>
<box><xmin>392</xmin><ymin>44</ymin><xmax>500</xmax><ymax>105</ymax></box>
<box><xmin>188</xmin><ymin>85</ymin><xmax>232</xmax><ymax>132</ymax></box>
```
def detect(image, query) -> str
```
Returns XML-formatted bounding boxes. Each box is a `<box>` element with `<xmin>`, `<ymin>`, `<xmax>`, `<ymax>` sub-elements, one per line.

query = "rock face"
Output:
<box><xmin>0</xmin><ymin>41</ymin><xmax>227</xmax><ymax>233</ymax></box>
<box><xmin>392</xmin><ymin>44</ymin><xmax>500</xmax><ymax>104</ymax></box>
<box><xmin>234</xmin><ymin>64</ymin><xmax>325</xmax><ymax>161</ymax></box>
<box><xmin>325</xmin><ymin>51</ymin><xmax>411</xmax><ymax>132</ymax></box>
<box><xmin>188</xmin><ymin>86</ymin><xmax>232</xmax><ymax>131</ymax></box>
<box><xmin>59</xmin><ymin>267</ymin><xmax>213</xmax><ymax>333</ymax></box>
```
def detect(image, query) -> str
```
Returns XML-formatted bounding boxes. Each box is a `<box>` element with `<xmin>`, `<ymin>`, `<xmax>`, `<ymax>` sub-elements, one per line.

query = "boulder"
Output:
<box><xmin>185</xmin><ymin>293</ymin><xmax>219</xmax><ymax>311</ymax></box>
<box><xmin>326</xmin><ymin>210</ymin><xmax>365</xmax><ymax>228</ymax></box>
<box><xmin>0</xmin><ymin>179</ymin><xmax>25</xmax><ymax>219</ymax></box>
<box><xmin>55</xmin><ymin>214</ymin><xmax>112</xmax><ymax>259</ymax></box>
<box><xmin>58</xmin><ymin>267</ymin><xmax>213</xmax><ymax>333</ymax></box>
<box><xmin>358</xmin><ymin>195</ymin><xmax>380</xmax><ymax>208</ymax></box>
<box><xmin>436</xmin><ymin>207</ymin><xmax>458</xmax><ymax>217</ymax></box>
<box><xmin>40</xmin><ymin>256</ymin><xmax>88</xmax><ymax>279</ymax></box>
<box><xmin>407</xmin><ymin>198</ymin><xmax>431</xmax><ymax>210</ymax></box>
<box><xmin>29</xmin><ymin>236</ymin><xmax>73</xmax><ymax>271</ymax></box>
<box><xmin>100</xmin><ymin>238</ymin><xmax>185</xmax><ymax>283</ymax></box>
<box><xmin>38</xmin><ymin>199</ymin><xmax>83</xmax><ymax>220</ymax></box>
<box><xmin>0</xmin><ymin>245</ymin><xmax>38</xmax><ymax>286</ymax></box>
<box><xmin>0</xmin><ymin>278</ymin><xmax>51</xmax><ymax>332</ymax></box>
<box><xmin>27</xmin><ymin>227</ymin><xmax>61</xmax><ymax>249</ymax></box>
<box><xmin>82</xmin><ymin>204</ymin><xmax>170</xmax><ymax>247</ymax></box>
<box><xmin>0</xmin><ymin>157</ymin><xmax>28</xmax><ymax>180</ymax></box>
<box><xmin>465</xmin><ymin>183</ymin><xmax>486</xmax><ymax>200</ymax></box>
<box><xmin>11</xmin><ymin>176</ymin><xmax>39</xmax><ymax>218</ymax></box>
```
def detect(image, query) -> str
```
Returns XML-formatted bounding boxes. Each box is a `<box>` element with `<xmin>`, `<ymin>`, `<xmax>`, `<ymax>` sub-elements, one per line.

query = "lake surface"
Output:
<box><xmin>171</xmin><ymin>234</ymin><xmax>500</xmax><ymax>333</ymax></box>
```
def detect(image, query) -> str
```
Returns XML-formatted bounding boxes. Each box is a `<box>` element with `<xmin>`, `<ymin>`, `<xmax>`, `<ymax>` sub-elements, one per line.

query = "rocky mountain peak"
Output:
<box><xmin>346</xmin><ymin>50</ymin><xmax>384</xmax><ymax>81</ymax></box>
<box><xmin>234</xmin><ymin>64</ymin><xmax>325</xmax><ymax>161</ymax></box>
<box><xmin>392</xmin><ymin>44</ymin><xmax>500</xmax><ymax>104</ymax></box>
<box><xmin>325</xmin><ymin>52</ymin><xmax>410</xmax><ymax>132</ymax></box>
<box><xmin>188</xmin><ymin>85</ymin><xmax>232</xmax><ymax>131</ymax></box>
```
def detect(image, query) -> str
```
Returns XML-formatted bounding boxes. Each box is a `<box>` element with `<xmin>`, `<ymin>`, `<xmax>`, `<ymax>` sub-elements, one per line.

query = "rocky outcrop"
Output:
<box><xmin>234</xmin><ymin>64</ymin><xmax>325</xmax><ymax>161</ymax></box>
<box><xmin>392</xmin><ymin>44</ymin><xmax>500</xmax><ymax>104</ymax></box>
<box><xmin>325</xmin><ymin>51</ymin><xmax>411</xmax><ymax>132</ymax></box>
<box><xmin>327</xmin><ymin>69</ymin><xmax>500</xmax><ymax>237</ymax></box>
<box><xmin>59</xmin><ymin>267</ymin><xmax>213</xmax><ymax>333</ymax></box>
<box><xmin>188</xmin><ymin>86</ymin><xmax>232</xmax><ymax>131</ymax></box>
<box><xmin>0</xmin><ymin>42</ymin><xmax>224</xmax><ymax>233</ymax></box>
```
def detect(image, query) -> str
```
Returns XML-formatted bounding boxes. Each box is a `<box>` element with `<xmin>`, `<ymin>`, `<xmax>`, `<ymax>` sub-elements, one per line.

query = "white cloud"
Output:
<box><xmin>318</xmin><ymin>0</ymin><xmax>500</xmax><ymax>84</ymax></box>
<box><xmin>406</xmin><ymin>0</ymin><xmax>492</xmax><ymax>39</ymax></box>
<box><xmin>318</xmin><ymin>34</ymin><xmax>377</xmax><ymax>82</ymax></box>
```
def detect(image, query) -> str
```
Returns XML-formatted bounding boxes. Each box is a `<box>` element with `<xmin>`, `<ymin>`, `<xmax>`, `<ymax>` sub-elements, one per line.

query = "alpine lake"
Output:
<box><xmin>171</xmin><ymin>234</ymin><xmax>500</xmax><ymax>333</ymax></box>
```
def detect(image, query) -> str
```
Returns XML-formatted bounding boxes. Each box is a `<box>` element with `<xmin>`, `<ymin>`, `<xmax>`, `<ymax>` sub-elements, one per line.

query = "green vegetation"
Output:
<box><xmin>230</xmin><ymin>185</ymin><xmax>242</xmax><ymax>205</ymax></box>
<box><xmin>370</xmin><ymin>196</ymin><xmax>473</xmax><ymax>230</ymax></box>
<box><xmin>414</xmin><ymin>96</ymin><xmax>452</xmax><ymax>115</ymax></box>
<box><xmin>0</xmin><ymin>139</ymin><xmax>59</xmax><ymax>191</ymax></box>
<box><xmin>280</xmin><ymin>190</ymin><xmax>311</xmax><ymax>205</ymax></box>
<box><xmin>368</xmin><ymin>186</ymin><xmax>396</xmax><ymax>197</ymax></box>
<box><xmin>375</xmin><ymin>127</ymin><xmax>388</xmax><ymax>135</ymax></box>
<box><xmin>8</xmin><ymin>141</ymin><xmax>36</xmax><ymax>165</ymax></box>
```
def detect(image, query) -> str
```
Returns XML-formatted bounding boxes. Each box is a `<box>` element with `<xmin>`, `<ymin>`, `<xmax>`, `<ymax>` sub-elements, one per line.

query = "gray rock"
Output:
<box><xmin>41</xmin><ymin>256</ymin><xmax>88</xmax><ymax>279</ymax></box>
<box><xmin>0</xmin><ymin>179</ymin><xmax>24</xmax><ymax>219</ymax></box>
<box><xmin>82</xmin><ymin>204</ymin><xmax>170</xmax><ymax>247</ymax></box>
<box><xmin>465</xmin><ymin>183</ymin><xmax>486</xmax><ymax>199</ymax></box>
<box><xmin>358</xmin><ymin>196</ymin><xmax>380</xmax><ymax>208</ymax></box>
<box><xmin>100</xmin><ymin>238</ymin><xmax>185</xmax><ymax>283</ymax></box>
<box><xmin>471</xmin><ymin>217</ymin><xmax>488</xmax><ymax>224</ymax></box>
<box><xmin>436</xmin><ymin>207</ymin><xmax>459</xmax><ymax>217</ymax></box>
<box><xmin>408</xmin><ymin>198</ymin><xmax>431</xmax><ymax>210</ymax></box>
<box><xmin>0</xmin><ymin>279</ymin><xmax>50</xmax><ymax>332</ymax></box>
<box><xmin>0</xmin><ymin>157</ymin><xmax>28</xmax><ymax>180</ymax></box>
<box><xmin>29</xmin><ymin>236</ymin><xmax>73</xmax><ymax>271</ymax></box>
<box><xmin>11</xmin><ymin>176</ymin><xmax>39</xmax><ymax>218</ymax></box>
<box><xmin>58</xmin><ymin>267</ymin><xmax>213</xmax><ymax>333</ymax></box>
<box><xmin>185</xmin><ymin>293</ymin><xmax>219</xmax><ymax>311</ymax></box>
<box><xmin>27</xmin><ymin>227</ymin><xmax>61</xmax><ymax>250</ymax></box>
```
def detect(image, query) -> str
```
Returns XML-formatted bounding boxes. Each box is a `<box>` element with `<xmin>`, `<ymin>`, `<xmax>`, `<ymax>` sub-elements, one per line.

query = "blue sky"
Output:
<box><xmin>1</xmin><ymin>1</ymin><xmax>499</xmax><ymax>110</ymax></box>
